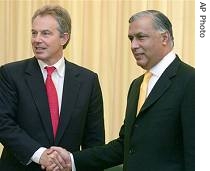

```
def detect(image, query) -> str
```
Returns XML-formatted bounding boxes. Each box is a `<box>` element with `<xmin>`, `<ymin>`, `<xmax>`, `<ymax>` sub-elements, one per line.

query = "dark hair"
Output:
<box><xmin>129</xmin><ymin>10</ymin><xmax>174</xmax><ymax>47</ymax></box>
<box><xmin>32</xmin><ymin>5</ymin><xmax>71</xmax><ymax>49</ymax></box>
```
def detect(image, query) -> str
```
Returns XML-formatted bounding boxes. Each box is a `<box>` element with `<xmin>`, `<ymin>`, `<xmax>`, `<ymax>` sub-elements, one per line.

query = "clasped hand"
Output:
<box><xmin>40</xmin><ymin>147</ymin><xmax>72</xmax><ymax>171</ymax></box>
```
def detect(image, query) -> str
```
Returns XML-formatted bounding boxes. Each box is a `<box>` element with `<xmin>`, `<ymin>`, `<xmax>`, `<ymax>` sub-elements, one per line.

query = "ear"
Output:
<box><xmin>60</xmin><ymin>33</ymin><xmax>70</xmax><ymax>46</ymax></box>
<box><xmin>160</xmin><ymin>32</ymin><xmax>169</xmax><ymax>45</ymax></box>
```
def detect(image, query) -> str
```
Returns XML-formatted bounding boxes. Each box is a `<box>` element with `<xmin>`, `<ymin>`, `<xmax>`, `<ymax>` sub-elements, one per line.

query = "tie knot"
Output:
<box><xmin>144</xmin><ymin>71</ymin><xmax>152</xmax><ymax>81</ymax></box>
<box><xmin>45</xmin><ymin>66</ymin><xmax>56</xmax><ymax>76</ymax></box>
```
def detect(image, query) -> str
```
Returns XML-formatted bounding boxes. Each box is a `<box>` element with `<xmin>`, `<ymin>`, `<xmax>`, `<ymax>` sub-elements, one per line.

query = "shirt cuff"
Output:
<box><xmin>31</xmin><ymin>147</ymin><xmax>47</xmax><ymax>164</ymax></box>
<box><xmin>70</xmin><ymin>153</ymin><xmax>76</xmax><ymax>171</ymax></box>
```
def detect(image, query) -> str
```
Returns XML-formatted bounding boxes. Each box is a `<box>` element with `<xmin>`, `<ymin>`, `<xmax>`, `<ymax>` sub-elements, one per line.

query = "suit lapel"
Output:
<box><xmin>126</xmin><ymin>77</ymin><xmax>143</xmax><ymax>123</ymax></box>
<box><xmin>141</xmin><ymin>74</ymin><xmax>171</xmax><ymax>112</ymax></box>
<box><xmin>24</xmin><ymin>58</ymin><xmax>54</xmax><ymax>144</ymax></box>
<box><xmin>55</xmin><ymin>61</ymin><xmax>81</xmax><ymax>144</ymax></box>
<box><xmin>138</xmin><ymin>56</ymin><xmax>180</xmax><ymax>114</ymax></box>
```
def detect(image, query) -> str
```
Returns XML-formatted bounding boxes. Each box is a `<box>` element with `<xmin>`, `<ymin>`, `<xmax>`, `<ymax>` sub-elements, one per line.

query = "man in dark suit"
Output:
<box><xmin>46</xmin><ymin>10</ymin><xmax>194</xmax><ymax>171</ymax></box>
<box><xmin>0</xmin><ymin>5</ymin><xmax>105</xmax><ymax>171</ymax></box>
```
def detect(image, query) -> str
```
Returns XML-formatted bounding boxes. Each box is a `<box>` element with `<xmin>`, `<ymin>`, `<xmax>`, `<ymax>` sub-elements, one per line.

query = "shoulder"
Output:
<box><xmin>174</xmin><ymin>55</ymin><xmax>194</xmax><ymax>74</ymax></box>
<box><xmin>0</xmin><ymin>57</ymin><xmax>35</xmax><ymax>76</ymax></box>
<box><xmin>177</xmin><ymin>58</ymin><xmax>195</xmax><ymax>80</ymax></box>
<box><xmin>1</xmin><ymin>57</ymin><xmax>34</xmax><ymax>70</ymax></box>
<box><xmin>165</xmin><ymin>55</ymin><xmax>194</xmax><ymax>82</ymax></box>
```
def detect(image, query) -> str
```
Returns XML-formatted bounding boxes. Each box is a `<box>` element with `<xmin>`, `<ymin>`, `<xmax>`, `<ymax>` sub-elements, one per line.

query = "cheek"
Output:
<box><xmin>131</xmin><ymin>48</ymin><xmax>135</xmax><ymax>53</ymax></box>
<box><xmin>145</xmin><ymin>40</ymin><xmax>159</xmax><ymax>53</ymax></box>
<box><xmin>50</xmin><ymin>38</ymin><xmax>62</xmax><ymax>46</ymax></box>
<box><xmin>31</xmin><ymin>39</ymin><xmax>35</xmax><ymax>45</ymax></box>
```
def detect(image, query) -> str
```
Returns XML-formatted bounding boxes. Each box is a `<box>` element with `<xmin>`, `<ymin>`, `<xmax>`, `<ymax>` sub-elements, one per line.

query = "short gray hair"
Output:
<box><xmin>129</xmin><ymin>10</ymin><xmax>174</xmax><ymax>47</ymax></box>
<box><xmin>32</xmin><ymin>5</ymin><xmax>71</xmax><ymax>49</ymax></box>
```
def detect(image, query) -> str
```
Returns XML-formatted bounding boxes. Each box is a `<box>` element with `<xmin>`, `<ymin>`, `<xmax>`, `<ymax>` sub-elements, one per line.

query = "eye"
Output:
<box><xmin>136</xmin><ymin>34</ymin><xmax>148</xmax><ymax>40</ymax></box>
<box><xmin>31</xmin><ymin>31</ymin><xmax>37</xmax><ymax>38</ymax></box>
<box><xmin>41</xmin><ymin>31</ymin><xmax>51</xmax><ymax>37</ymax></box>
<box><xmin>128</xmin><ymin>36</ymin><xmax>133</xmax><ymax>42</ymax></box>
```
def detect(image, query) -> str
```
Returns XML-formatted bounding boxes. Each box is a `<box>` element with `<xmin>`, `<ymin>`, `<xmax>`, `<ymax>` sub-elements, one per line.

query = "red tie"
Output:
<box><xmin>45</xmin><ymin>66</ymin><xmax>59</xmax><ymax>138</ymax></box>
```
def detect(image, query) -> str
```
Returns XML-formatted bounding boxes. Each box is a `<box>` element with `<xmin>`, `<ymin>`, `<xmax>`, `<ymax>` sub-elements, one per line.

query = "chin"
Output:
<box><xmin>137</xmin><ymin>61</ymin><xmax>148</xmax><ymax>70</ymax></box>
<box><xmin>136</xmin><ymin>60</ymin><xmax>143</xmax><ymax>66</ymax></box>
<box><xmin>35</xmin><ymin>54</ymin><xmax>46</xmax><ymax>59</ymax></box>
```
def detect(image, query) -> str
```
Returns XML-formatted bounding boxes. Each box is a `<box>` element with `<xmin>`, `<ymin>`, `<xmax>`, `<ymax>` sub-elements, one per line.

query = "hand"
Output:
<box><xmin>50</xmin><ymin>147</ymin><xmax>71</xmax><ymax>164</ymax></box>
<box><xmin>45</xmin><ymin>147</ymin><xmax>72</xmax><ymax>171</ymax></box>
<box><xmin>40</xmin><ymin>148</ymin><xmax>67</xmax><ymax>170</ymax></box>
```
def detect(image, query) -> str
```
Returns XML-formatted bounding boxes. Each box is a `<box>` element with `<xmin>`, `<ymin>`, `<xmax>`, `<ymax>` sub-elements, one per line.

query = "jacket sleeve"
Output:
<box><xmin>0</xmin><ymin>66</ymin><xmax>41</xmax><ymax>165</ymax></box>
<box><xmin>180</xmin><ymin>69</ymin><xmax>195</xmax><ymax>171</ymax></box>
<box><xmin>81</xmin><ymin>74</ymin><xmax>105</xmax><ymax>149</ymax></box>
<box><xmin>73</xmin><ymin>124</ymin><xmax>124</xmax><ymax>171</ymax></box>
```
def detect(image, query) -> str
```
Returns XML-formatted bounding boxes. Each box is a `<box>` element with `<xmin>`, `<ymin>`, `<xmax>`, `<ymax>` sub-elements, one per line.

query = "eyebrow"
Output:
<box><xmin>128</xmin><ymin>32</ymin><xmax>149</xmax><ymax>38</ymax></box>
<box><xmin>31</xmin><ymin>29</ymin><xmax>51</xmax><ymax>32</ymax></box>
<box><xmin>129</xmin><ymin>32</ymin><xmax>148</xmax><ymax>36</ymax></box>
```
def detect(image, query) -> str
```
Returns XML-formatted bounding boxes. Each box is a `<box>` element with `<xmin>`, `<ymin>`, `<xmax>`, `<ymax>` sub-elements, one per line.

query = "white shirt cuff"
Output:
<box><xmin>70</xmin><ymin>153</ymin><xmax>76</xmax><ymax>171</ymax></box>
<box><xmin>31</xmin><ymin>147</ymin><xmax>47</xmax><ymax>164</ymax></box>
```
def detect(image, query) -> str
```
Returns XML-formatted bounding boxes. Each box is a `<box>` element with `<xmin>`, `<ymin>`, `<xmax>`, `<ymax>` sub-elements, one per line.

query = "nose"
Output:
<box><xmin>131</xmin><ymin>38</ymin><xmax>139</xmax><ymax>50</ymax></box>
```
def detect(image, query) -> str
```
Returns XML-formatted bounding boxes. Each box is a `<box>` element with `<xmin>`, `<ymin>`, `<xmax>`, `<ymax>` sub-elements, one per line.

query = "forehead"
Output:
<box><xmin>32</xmin><ymin>15</ymin><xmax>58</xmax><ymax>30</ymax></box>
<box><xmin>128</xmin><ymin>16</ymin><xmax>155</xmax><ymax>35</ymax></box>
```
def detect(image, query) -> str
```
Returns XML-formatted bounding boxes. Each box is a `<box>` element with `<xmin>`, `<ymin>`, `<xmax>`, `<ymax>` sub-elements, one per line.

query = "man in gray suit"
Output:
<box><xmin>45</xmin><ymin>10</ymin><xmax>194</xmax><ymax>171</ymax></box>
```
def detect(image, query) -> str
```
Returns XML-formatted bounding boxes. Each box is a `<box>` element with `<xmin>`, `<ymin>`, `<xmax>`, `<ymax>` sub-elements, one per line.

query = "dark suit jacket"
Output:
<box><xmin>73</xmin><ymin>56</ymin><xmax>195</xmax><ymax>171</ymax></box>
<box><xmin>0</xmin><ymin>57</ymin><xmax>105</xmax><ymax>171</ymax></box>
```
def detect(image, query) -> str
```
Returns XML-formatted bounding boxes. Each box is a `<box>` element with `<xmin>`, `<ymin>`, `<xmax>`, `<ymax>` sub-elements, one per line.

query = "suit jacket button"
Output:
<box><xmin>134</xmin><ymin>124</ymin><xmax>139</xmax><ymax>128</ymax></box>
<box><xmin>129</xmin><ymin>148</ymin><xmax>135</xmax><ymax>155</ymax></box>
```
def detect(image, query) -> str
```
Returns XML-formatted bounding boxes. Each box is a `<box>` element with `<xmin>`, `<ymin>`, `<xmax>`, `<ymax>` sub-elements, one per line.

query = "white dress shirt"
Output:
<box><xmin>30</xmin><ymin>57</ymin><xmax>65</xmax><ymax>164</ymax></box>
<box><xmin>147</xmin><ymin>50</ymin><xmax>176</xmax><ymax>97</ymax></box>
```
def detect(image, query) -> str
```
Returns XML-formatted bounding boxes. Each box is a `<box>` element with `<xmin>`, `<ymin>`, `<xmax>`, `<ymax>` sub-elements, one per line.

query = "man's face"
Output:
<box><xmin>128</xmin><ymin>16</ymin><xmax>166</xmax><ymax>70</ymax></box>
<box><xmin>31</xmin><ymin>15</ymin><xmax>67</xmax><ymax>65</ymax></box>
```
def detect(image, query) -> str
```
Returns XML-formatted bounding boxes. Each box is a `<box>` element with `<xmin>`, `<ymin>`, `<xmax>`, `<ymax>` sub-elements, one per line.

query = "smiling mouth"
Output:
<box><xmin>35</xmin><ymin>47</ymin><xmax>46</xmax><ymax>50</ymax></box>
<box><xmin>34</xmin><ymin>47</ymin><xmax>46</xmax><ymax>53</ymax></box>
<box><xmin>135</xmin><ymin>53</ymin><xmax>144</xmax><ymax>57</ymax></box>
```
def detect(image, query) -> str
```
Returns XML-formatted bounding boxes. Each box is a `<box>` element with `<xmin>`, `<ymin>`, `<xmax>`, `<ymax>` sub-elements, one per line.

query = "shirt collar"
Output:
<box><xmin>149</xmin><ymin>50</ymin><xmax>176</xmax><ymax>77</ymax></box>
<box><xmin>38</xmin><ymin>57</ymin><xmax>65</xmax><ymax>77</ymax></box>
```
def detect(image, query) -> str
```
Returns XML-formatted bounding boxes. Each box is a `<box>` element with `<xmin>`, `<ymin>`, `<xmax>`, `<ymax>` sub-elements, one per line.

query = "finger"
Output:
<box><xmin>49</xmin><ymin>151</ymin><xmax>65</xmax><ymax>169</ymax></box>
<box><xmin>46</xmin><ymin>163</ymin><xmax>56</xmax><ymax>171</ymax></box>
<box><xmin>52</xmin><ymin>165</ymin><xmax>60</xmax><ymax>171</ymax></box>
<box><xmin>40</xmin><ymin>149</ymin><xmax>54</xmax><ymax>167</ymax></box>
<box><xmin>66</xmin><ymin>163</ymin><xmax>71</xmax><ymax>167</ymax></box>
<box><xmin>56</xmin><ymin>152</ymin><xmax>66</xmax><ymax>167</ymax></box>
<box><xmin>46</xmin><ymin>148</ymin><xmax>55</xmax><ymax>155</ymax></box>
<box><xmin>52</xmin><ymin>156</ymin><xmax>64</xmax><ymax>170</ymax></box>
<box><xmin>50</xmin><ymin>146</ymin><xmax>63</xmax><ymax>153</ymax></box>
<box><xmin>46</xmin><ymin>163</ymin><xmax>61</xmax><ymax>171</ymax></box>
<box><xmin>64</xmin><ymin>163</ymin><xmax>72</xmax><ymax>171</ymax></box>
<box><xmin>50</xmin><ymin>146</ymin><xmax>70</xmax><ymax>164</ymax></box>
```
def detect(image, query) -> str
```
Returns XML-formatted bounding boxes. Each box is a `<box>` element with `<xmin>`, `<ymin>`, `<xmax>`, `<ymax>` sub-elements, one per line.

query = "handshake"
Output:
<box><xmin>39</xmin><ymin>146</ymin><xmax>72</xmax><ymax>171</ymax></box>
